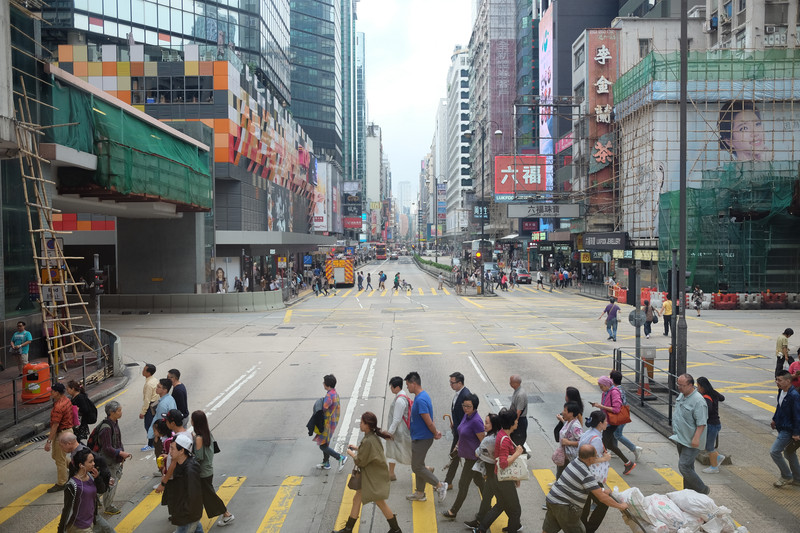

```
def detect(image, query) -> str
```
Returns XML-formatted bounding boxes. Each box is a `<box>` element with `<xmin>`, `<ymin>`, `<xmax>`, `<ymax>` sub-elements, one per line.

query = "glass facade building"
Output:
<box><xmin>41</xmin><ymin>0</ymin><xmax>292</xmax><ymax>105</ymax></box>
<box><xmin>290</xmin><ymin>0</ymin><xmax>343</xmax><ymax>162</ymax></box>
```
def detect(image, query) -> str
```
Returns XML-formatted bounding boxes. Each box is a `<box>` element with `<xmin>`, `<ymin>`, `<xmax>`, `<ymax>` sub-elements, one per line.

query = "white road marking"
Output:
<box><xmin>208</xmin><ymin>365</ymin><xmax>260</xmax><ymax>414</ymax></box>
<box><xmin>468</xmin><ymin>356</ymin><xmax>488</xmax><ymax>383</ymax></box>
<box><xmin>335</xmin><ymin>358</ymin><xmax>370</xmax><ymax>451</ymax></box>
<box><xmin>205</xmin><ymin>364</ymin><xmax>259</xmax><ymax>408</ymax></box>
<box><xmin>361</xmin><ymin>358</ymin><xmax>376</xmax><ymax>400</ymax></box>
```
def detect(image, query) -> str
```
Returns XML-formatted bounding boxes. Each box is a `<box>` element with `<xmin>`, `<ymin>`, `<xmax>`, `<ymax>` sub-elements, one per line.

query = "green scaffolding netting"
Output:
<box><xmin>45</xmin><ymin>80</ymin><xmax>212</xmax><ymax>209</ymax></box>
<box><xmin>658</xmin><ymin>161</ymin><xmax>800</xmax><ymax>293</ymax></box>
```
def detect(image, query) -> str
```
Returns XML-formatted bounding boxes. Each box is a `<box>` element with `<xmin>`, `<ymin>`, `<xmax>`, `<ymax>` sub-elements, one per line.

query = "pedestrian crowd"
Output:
<box><xmin>44</xmin><ymin>363</ymin><xmax>235</xmax><ymax>532</ymax></box>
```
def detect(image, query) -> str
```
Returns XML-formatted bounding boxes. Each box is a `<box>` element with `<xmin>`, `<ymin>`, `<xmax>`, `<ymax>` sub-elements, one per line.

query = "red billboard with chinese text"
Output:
<box><xmin>493</xmin><ymin>155</ymin><xmax>548</xmax><ymax>201</ymax></box>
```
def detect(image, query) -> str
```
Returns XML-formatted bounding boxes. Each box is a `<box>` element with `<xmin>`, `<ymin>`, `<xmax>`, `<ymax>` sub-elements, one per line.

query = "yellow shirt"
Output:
<box><xmin>777</xmin><ymin>334</ymin><xmax>789</xmax><ymax>357</ymax></box>
<box><xmin>661</xmin><ymin>300</ymin><xmax>673</xmax><ymax>316</ymax></box>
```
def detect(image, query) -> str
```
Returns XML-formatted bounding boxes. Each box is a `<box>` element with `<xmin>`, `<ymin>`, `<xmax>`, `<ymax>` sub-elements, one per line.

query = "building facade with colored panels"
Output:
<box><xmin>53</xmin><ymin>43</ymin><xmax>319</xmax><ymax>236</ymax></box>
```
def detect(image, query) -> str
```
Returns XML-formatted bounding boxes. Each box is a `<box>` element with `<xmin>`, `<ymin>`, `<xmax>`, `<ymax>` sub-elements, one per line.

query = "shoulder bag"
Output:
<box><xmin>607</xmin><ymin>403</ymin><xmax>632</xmax><ymax>425</ymax></box>
<box><xmin>495</xmin><ymin>435</ymin><xmax>529</xmax><ymax>482</ymax></box>
<box><xmin>551</xmin><ymin>445</ymin><xmax>566</xmax><ymax>466</ymax></box>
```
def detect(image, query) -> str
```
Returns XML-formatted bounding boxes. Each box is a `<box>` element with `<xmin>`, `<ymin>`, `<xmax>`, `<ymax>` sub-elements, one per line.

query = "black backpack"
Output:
<box><xmin>84</xmin><ymin>397</ymin><xmax>98</xmax><ymax>425</ymax></box>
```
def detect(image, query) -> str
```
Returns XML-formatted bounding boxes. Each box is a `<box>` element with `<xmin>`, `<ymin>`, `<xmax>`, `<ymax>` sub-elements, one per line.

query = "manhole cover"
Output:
<box><xmin>124</xmin><ymin>362</ymin><xmax>140</xmax><ymax>367</ymax></box>
<box><xmin>277</xmin><ymin>326</ymin><xmax>295</xmax><ymax>329</ymax></box>
<box><xmin>258</xmin><ymin>333</ymin><xmax>277</xmax><ymax>336</ymax></box>
<box><xmin>724</xmin><ymin>353</ymin><xmax>765</xmax><ymax>359</ymax></box>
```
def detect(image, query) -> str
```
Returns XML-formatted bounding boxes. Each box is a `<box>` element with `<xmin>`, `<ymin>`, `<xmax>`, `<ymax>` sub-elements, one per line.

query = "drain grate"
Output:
<box><xmin>29</xmin><ymin>435</ymin><xmax>48</xmax><ymax>442</ymax></box>
<box><xmin>124</xmin><ymin>362</ymin><xmax>140</xmax><ymax>367</ymax></box>
<box><xmin>277</xmin><ymin>326</ymin><xmax>295</xmax><ymax>329</ymax></box>
<box><xmin>0</xmin><ymin>450</ymin><xmax>20</xmax><ymax>460</ymax></box>
<box><xmin>258</xmin><ymin>333</ymin><xmax>277</xmax><ymax>337</ymax></box>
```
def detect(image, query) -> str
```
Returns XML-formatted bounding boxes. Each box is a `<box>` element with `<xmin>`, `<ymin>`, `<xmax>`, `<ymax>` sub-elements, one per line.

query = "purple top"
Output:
<box><xmin>73</xmin><ymin>477</ymin><xmax>97</xmax><ymax>528</ymax></box>
<box><xmin>456</xmin><ymin>411</ymin><xmax>485</xmax><ymax>460</ymax></box>
<box><xmin>604</xmin><ymin>303</ymin><xmax>620</xmax><ymax>320</ymax></box>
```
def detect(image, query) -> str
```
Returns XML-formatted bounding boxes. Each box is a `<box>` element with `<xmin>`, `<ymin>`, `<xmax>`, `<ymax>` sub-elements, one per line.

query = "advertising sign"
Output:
<box><xmin>494</xmin><ymin>155</ymin><xmax>548</xmax><ymax>201</ymax></box>
<box><xmin>538</xmin><ymin>5</ymin><xmax>554</xmax><ymax>190</ymax></box>
<box><xmin>507</xmin><ymin>203</ymin><xmax>580</xmax><ymax>219</ymax></box>
<box><xmin>520</xmin><ymin>219</ymin><xmax>539</xmax><ymax>232</ymax></box>
<box><xmin>471</xmin><ymin>201</ymin><xmax>490</xmax><ymax>224</ymax></box>
<box><xmin>312</xmin><ymin>164</ymin><xmax>328</xmax><ymax>231</ymax></box>
<box><xmin>343</xmin><ymin>217</ymin><xmax>362</xmax><ymax>229</ymax></box>
<box><xmin>584</xmin><ymin>232</ymin><xmax>627</xmax><ymax>250</ymax></box>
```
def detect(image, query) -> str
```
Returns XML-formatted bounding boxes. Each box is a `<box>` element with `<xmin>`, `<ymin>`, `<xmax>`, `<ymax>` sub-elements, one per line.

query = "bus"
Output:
<box><xmin>375</xmin><ymin>242</ymin><xmax>387</xmax><ymax>260</ymax></box>
<box><xmin>463</xmin><ymin>239</ymin><xmax>494</xmax><ymax>261</ymax></box>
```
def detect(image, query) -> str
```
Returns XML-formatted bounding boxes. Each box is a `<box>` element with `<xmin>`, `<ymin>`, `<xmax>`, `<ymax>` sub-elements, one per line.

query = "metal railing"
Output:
<box><xmin>613</xmin><ymin>347</ymin><xmax>679</xmax><ymax>425</ymax></box>
<box><xmin>579</xmin><ymin>280</ymin><xmax>615</xmax><ymax>299</ymax></box>
<box><xmin>0</xmin><ymin>345</ymin><xmax>111</xmax><ymax>432</ymax></box>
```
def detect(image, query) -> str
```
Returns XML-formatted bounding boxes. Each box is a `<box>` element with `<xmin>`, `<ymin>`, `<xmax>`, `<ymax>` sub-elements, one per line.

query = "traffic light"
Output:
<box><xmin>91</xmin><ymin>268</ymin><xmax>104</xmax><ymax>295</ymax></box>
<box><xmin>474</xmin><ymin>251</ymin><xmax>482</xmax><ymax>268</ymax></box>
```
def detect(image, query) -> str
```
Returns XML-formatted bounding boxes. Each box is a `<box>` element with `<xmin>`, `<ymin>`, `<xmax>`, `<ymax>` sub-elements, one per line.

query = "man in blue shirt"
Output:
<box><xmin>770</xmin><ymin>370</ymin><xmax>800</xmax><ymax>487</ymax></box>
<box><xmin>148</xmin><ymin>378</ymin><xmax>176</xmax><ymax>453</ymax></box>
<box><xmin>404</xmin><ymin>371</ymin><xmax>448</xmax><ymax>502</ymax></box>
<box><xmin>10</xmin><ymin>321</ymin><xmax>33</xmax><ymax>375</ymax></box>
<box><xmin>669</xmin><ymin>373</ymin><xmax>709</xmax><ymax>494</ymax></box>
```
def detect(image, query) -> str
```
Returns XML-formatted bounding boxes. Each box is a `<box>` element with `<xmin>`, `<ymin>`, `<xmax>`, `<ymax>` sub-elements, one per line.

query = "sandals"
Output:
<box><xmin>442</xmin><ymin>510</ymin><xmax>457</xmax><ymax>520</ymax></box>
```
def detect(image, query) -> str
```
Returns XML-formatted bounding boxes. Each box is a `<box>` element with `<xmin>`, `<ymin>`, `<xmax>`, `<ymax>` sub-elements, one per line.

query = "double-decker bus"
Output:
<box><xmin>375</xmin><ymin>243</ymin><xmax>387</xmax><ymax>260</ymax></box>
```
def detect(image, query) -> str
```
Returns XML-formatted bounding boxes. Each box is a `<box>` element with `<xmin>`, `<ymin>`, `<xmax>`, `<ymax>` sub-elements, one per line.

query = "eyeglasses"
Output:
<box><xmin>449</xmin><ymin>380</ymin><xmax>458</xmax><ymax>385</ymax></box>
<box><xmin>462</xmin><ymin>403</ymin><xmax>473</xmax><ymax>409</ymax></box>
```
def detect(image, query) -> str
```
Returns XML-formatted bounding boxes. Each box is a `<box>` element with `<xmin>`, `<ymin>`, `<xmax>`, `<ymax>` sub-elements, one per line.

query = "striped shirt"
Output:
<box><xmin>546</xmin><ymin>458</ymin><xmax>601</xmax><ymax>507</ymax></box>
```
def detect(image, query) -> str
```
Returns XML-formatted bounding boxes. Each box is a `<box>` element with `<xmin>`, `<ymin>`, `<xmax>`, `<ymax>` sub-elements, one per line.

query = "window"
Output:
<box><xmin>573</xmin><ymin>82</ymin><xmax>584</xmax><ymax>102</ymax></box>
<box><xmin>639</xmin><ymin>39</ymin><xmax>652</xmax><ymax>59</ymax></box>
<box><xmin>738</xmin><ymin>0</ymin><xmax>745</xmax><ymax>12</ymax></box>
<box><xmin>573</xmin><ymin>46</ymin><xmax>585</xmax><ymax>70</ymax></box>
<box><xmin>735</xmin><ymin>31</ymin><xmax>746</xmax><ymax>48</ymax></box>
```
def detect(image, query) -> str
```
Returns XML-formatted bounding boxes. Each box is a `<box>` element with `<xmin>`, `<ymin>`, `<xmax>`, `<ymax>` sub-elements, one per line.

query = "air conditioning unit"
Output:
<box><xmin>765</xmin><ymin>25</ymin><xmax>776</xmax><ymax>34</ymax></box>
<box><xmin>703</xmin><ymin>20</ymin><xmax>714</xmax><ymax>33</ymax></box>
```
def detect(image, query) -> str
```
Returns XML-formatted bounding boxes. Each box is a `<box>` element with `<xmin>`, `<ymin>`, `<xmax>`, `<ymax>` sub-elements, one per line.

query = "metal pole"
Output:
<box><xmin>435</xmin><ymin>178</ymin><xmax>439</xmax><ymax>264</ymax></box>
<box><xmin>670</xmin><ymin>248</ymin><xmax>678</xmax><ymax>405</ymax></box>
<box><xmin>93</xmin><ymin>253</ymin><xmax>101</xmax><ymax>352</ymax></box>
<box><xmin>480</xmin><ymin>125</ymin><xmax>486</xmax><ymax>296</ymax></box>
<box><xmin>676</xmin><ymin>0</ymin><xmax>688</xmax><ymax>378</ymax></box>
<box><xmin>634</xmin><ymin>260</ymin><xmax>641</xmax><ymax>386</ymax></box>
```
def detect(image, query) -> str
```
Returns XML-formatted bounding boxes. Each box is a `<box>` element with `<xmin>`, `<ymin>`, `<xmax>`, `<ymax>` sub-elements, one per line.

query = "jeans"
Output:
<box><xmin>411</xmin><ymin>439</ymin><xmax>439</xmax><ymax>492</ymax></box>
<box><xmin>770</xmin><ymin>430</ymin><xmax>800</xmax><ymax>481</ymax></box>
<box><xmin>319</xmin><ymin>443</ymin><xmax>342</xmax><ymax>464</ymax></box>
<box><xmin>605</xmin><ymin>319</ymin><xmax>618</xmax><ymax>340</ymax></box>
<box><xmin>581</xmin><ymin>483</ymin><xmax>608</xmax><ymax>533</ymax></box>
<box><xmin>644</xmin><ymin>321</ymin><xmax>652</xmax><ymax>337</ymax></box>
<box><xmin>449</xmin><ymin>458</ymin><xmax>484</xmax><ymax>514</ymax></box>
<box><xmin>474</xmin><ymin>467</ymin><xmax>496</xmax><ymax>521</ymax></box>
<box><xmin>676</xmin><ymin>443</ymin><xmax>708</xmax><ymax>493</ymax></box>
<box><xmin>143</xmin><ymin>411</ymin><xmax>154</xmax><ymax>447</ymax></box>
<box><xmin>174</xmin><ymin>521</ymin><xmax>203</xmax><ymax>533</ymax></box>
<box><xmin>664</xmin><ymin>315</ymin><xmax>672</xmax><ymax>336</ymax></box>
<box><xmin>614</xmin><ymin>424</ymin><xmax>636</xmax><ymax>453</ymax></box>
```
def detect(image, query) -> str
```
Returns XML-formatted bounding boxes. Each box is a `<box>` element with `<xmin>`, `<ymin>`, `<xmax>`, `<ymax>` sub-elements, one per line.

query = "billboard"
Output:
<box><xmin>538</xmin><ymin>5</ymin><xmax>554</xmax><ymax>190</ymax></box>
<box><xmin>343</xmin><ymin>217</ymin><xmax>362</xmax><ymax>229</ymax></box>
<box><xmin>343</xmin><ymin>181</ymin><xmax>362</xmax><ymax>217</ymax></box>
<box><xmin>312</xmin><ymin>163</ymin><xmax>328</xmax><ymax>231</ymax></box>
<box><xmin>494</xmin><ymin>155</ymin><xmax>548</xmax><ymax>201</ymax></box>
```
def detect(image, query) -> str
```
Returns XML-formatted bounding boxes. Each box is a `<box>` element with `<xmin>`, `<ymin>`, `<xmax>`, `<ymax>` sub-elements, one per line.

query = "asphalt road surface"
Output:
<box><xmin>0</xmin><ymin>256</ymin><xmax>795</xmax><ymax>532</ymax></box>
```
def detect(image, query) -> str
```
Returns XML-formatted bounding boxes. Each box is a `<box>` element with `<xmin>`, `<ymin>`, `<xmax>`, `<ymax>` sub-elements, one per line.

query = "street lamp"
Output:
<box><xmin>466</xmin><ymin>121</ymin><xmax>502</xmax><ymax>295</ymax></box>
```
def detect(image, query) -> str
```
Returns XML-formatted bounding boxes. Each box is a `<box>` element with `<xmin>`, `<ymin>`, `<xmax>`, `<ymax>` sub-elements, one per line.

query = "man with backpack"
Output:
<box><xmin>89</xmin><ymin>400</ymin><xmax>130</xmax><ymax>515</ymax></box>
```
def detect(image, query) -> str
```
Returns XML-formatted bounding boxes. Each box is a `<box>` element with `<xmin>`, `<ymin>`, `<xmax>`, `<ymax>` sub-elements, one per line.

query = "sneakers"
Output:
<box><xmin>702</xmin><ymin>466</ymin><xmax>720</xmax><ymax>474</ymax></box>
<box><xmin>463</xmin><ymin>519</ymin><xmax>481</xmax><ymax>528</ymax></box>
<box><xmin>646</xmin><ymin>334</ymin><xmax>651</xmax><ymax>339</ymax></box>
<box><xmin>316</xmin><ymin>462</ymin><xmax>332</xmax><ymax>470</ymax></box>
<box><xmin>338</xmin><ymin>455</ymin><xmax>348</xmax><ymax>473</ymax></box>
<box><xmin>634</xmin><ymin>446</ymin><xmax>643</xmax><ymax>463</ymax></box>
<box><xmin>437</xmin><ymin>482</ymin><xmax>448</xmax><ymax>502</ymax></box>
<box><xmin>140</xmin><ymin>445</ymin><xmax>154</xmax><ymax>452</ymax></box>
<box><xmin>406</xmin><ymin>492</ymin><xmax>426</xmax><ymax>501</ymax></box>
<box><xmin>623</xmin><ymin>461</ymin><xmax>637</xmax><ymax>475</ymax></box>
<box><xmin>104</xmin><ymin>506</ymin><xmax>122</xmax><ymax>515</ymax></box>
<box><xmin>217</xmin><ymin>514</ymin><xmax>235</xmax><ymax>526</ymax></box>
<box><xmin>46</xmin><ymin>484</ymin><xmax>65</xmax><ymax>493</ymax></box>
<box><xmin>774</xmin><ymin>477</ymin><xmax>793</xmax><ymax>487</ymax></box>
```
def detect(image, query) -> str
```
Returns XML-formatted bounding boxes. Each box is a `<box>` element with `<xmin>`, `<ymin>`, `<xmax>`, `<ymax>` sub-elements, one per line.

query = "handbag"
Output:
<box><xmin>652</xmin><ymin>314</ymin><xmax>659</xmax><ymax>324</ymax></box>
<box><xmin>551</xmin><ymin>446</ymin><xmax>566</xmax><ymax>466</ymax></box>
<box><xmin>347</xmin><ymin>467</ymin><xmax>361</xmax><ymax>490</ymax></box>
<box><xmin>495</xmin><ymin>436</ymin><xmax>529</xmax><ymax>482</ymax></box>
<box><xmin>608</xmin><ymin>404</ymin><xmax>632</xmax><ymax>426</ymax></box>
<box><xmin>213</xmin><ymin>440</ymin><xmax>221</xmax><ymax>454</ymax></box>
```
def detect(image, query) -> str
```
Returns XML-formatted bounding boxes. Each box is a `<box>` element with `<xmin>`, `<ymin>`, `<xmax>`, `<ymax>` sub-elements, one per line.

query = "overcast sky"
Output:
<box><xmin>357</xmin><ymin>0</ymin><xmax>474</xmax><ymax>202</ymax></box>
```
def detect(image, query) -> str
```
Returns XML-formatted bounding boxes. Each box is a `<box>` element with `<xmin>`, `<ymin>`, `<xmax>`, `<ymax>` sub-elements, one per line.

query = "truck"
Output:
<box><xmin>325</xmin><ymin>256</ymin><xmax>355</xmax><ymax>287</ymax></box>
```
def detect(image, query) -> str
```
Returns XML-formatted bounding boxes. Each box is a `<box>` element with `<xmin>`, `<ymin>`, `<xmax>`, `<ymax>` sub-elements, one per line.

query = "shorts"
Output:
<box><xmin>705</xmin><ymin>423</ymin><xmax>721</xmax><ymax>452</ymax></box>
<box><xmin>542</xmin><ymin>501</ymin><xmax>585</xmax><ymax>533</ymax></box>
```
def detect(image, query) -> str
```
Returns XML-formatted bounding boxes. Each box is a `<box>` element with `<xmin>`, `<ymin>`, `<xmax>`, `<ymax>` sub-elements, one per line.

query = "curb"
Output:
<box><xmin>0</xmin><ymin>375</ymin><xmax>130</xmax><ymax>454</ymax></box>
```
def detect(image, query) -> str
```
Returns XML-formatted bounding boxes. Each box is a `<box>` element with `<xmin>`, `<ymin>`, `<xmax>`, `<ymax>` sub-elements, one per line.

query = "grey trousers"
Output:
<box><xmin>103</xmin><ymin>460</ymin><xmax>123</xmax><ymax>510</ymax></box>
<box><xmin>411</xmin><ymin>438</ymin><xmax>439</xmax><ymax>492</ymax></box>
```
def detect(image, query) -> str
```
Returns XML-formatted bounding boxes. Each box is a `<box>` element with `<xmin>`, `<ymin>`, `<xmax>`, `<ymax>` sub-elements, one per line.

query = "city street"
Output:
<box><xmin>0</xmin><ymin>257</ymin><xmax>796</xmax><ymax>532</ymax></box>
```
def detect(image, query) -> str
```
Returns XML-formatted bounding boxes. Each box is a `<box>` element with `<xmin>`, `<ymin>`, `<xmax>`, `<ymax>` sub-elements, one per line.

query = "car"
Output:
<box><xmin>514</xmin><ymin>268</ymin><xmax>532</xmax><ymax>284</ymax></box>
<box><xmin>389</xmin><ymin>253</ymin><xmax>399</xmax><ymax>260</ymax></box>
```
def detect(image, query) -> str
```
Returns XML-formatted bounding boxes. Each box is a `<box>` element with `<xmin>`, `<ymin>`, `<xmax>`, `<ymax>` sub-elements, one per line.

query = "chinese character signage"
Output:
<box><xmin>507</xmin><ymin>203</ymin><xmax>581</xmax><ymax>219</ymax></box>
<box><xmin>587</xmin><ymin>29</ymin><xmax>619</xmax><ymax>176</ymax></box>
<box><xmin>471</xmin><ymin>201</ymin><xmax>490</xmax><ymax>224</ymax></box>
<box><xmin>493</xmin><ymin>155</ymin><xmax>548</xmax><ymax>201</ymax></box>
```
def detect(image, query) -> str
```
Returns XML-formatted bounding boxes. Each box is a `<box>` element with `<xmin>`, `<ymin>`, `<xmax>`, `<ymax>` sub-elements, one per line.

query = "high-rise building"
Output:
<box><xmin>365</xmin><ymin>123</ymin><xmax>383</xmax><ymax>238</ymax></box>
<box><xmin>444</xmin><ymin>46</ymin><xmax>471</xmax><ymax>239</ymax></box>
<box><xmin>290</xmin><ymin>0</ymin><xmax>343</xmax><ymax>163</ymax></box>
<box><xmin>355</xmin><ymin>32</ymin><xmax>367</xmax><ymax>210</ymax></box>
<box><xmin>341</xmin><ymin>0</ymin><xmax>358</xmax><ymax>183</ymax></box>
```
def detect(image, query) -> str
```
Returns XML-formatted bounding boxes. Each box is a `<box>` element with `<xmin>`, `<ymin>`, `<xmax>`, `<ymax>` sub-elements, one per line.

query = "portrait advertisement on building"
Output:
<box><xmin>538</xmin><ymin>5</ymin><xmax>554</xmax><ymax>190</ymax></box>
<box><xmin>343</xmin><ymin>181</ymin><xmax>363</xmax><ymax>229</ymax></box>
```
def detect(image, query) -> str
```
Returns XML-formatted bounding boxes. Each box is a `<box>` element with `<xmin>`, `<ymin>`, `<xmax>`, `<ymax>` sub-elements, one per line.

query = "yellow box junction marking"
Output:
<box><xmin>547</xmin><ymin>350</ymin><xmax>598</xmax><ymax>387</ymax></box>
<box><xmin>201</xmin><ymin>475</ymin><xmax>246</xmax><ymax>531</ymax></box>
<box><xmin>410</xmin><ymin>474</ymin><xmax>437</xmax><ymax>532</ymax></box>
<box><xmin>256</xmin><ymin>476</ymin><xmax>303</xmax><ymax>532</ymax></box>
<box><xmin>532</xmin><ymin>469</ymin><xmax>556</xmax><ymax>496</ymax></box>
<box><xmin>283</xmin><ymin>310</ymin><xmax>292</xmax><ymax>323</ymax></box>
<box><xmin>0</xmin><ymin>484</ymin><xmax>50</xmax><ymax>526</ymax></box>
<box><xmin>334</xmin><ymin>475</ymin><xmax>361</xmax><ymax>533</ymax></box>
<box><xmin>605</xmin><ymin>468</ymin><xmax>631</xmax><ymax>492</ymax></box>
<box><xmin>342</xmin><ymin>289</ymin><xmax>352</xmax><ymax>298</ymax></box>
<box><xmin>431</xmin><ymin>288</ymin><xmax>437</xmax><ymax>295</ymax></box>
<box><xmin>654</xmin><ymin>468</ymin><xmax>684</xmax><ymax>491</ymax></box>
<box><xmin>37</xmin><ymin>514</ymin><xmax>60</xmax><ymax>533</ymax></box>
<box><xmin>368</xmin><ymin>290</ymin><xmax>375</xmax><ymax>297</ymax></box>
<box><xmin>115</xmin><ymin>490</ymin><xmax>163</xmax><ymax>533</ymax></box>
<box><xmin>742</xmin><ymin>396</ymin><xmax>775</xmax><ymax>413</ymax></box>
<box><xmin>464</xmin><ymin>298</ymin><xmax>485</xmax><ymax>309</ymax></box>
<box><xmin>442</xmin><ymin>287</ymin><xmax>450</xmax><ymax>295</ymax></box>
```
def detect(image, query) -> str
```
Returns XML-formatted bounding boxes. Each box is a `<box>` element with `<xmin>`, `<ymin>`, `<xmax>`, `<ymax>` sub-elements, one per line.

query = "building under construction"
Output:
<box><xmin>614</xmin><ymin>48</ymin><xmax>800</xmax><ymax>292</ymax></box>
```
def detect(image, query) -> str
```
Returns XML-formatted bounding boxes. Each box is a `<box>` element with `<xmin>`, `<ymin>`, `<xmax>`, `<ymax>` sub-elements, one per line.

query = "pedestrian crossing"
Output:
<box><xmin>3</xmin><ymin>466</ymin><xmax>690</xmax><ymax>532</ymax></box>
<box><xmin>315</xmin><ymin>287</ymin><xmax>453</xmax><ymax>297</ymax></box>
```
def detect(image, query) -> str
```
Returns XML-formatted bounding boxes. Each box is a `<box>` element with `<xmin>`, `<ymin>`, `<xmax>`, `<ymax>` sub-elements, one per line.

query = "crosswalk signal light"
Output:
<box><xmin>91</xmin><ymin>268</ymin><xmax>104</xmax><ymax>295</ymax></box>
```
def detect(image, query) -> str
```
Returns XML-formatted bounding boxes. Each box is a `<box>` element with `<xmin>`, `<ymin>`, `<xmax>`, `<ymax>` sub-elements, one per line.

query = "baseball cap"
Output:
<box><xmin>174</xmin><ymin>433</ymin><xmax>193</xmax><ymax>451</ymax></box>
<box><xmin>165</xmin><ymin>409</ymin><xmax>185</xmax><ymax>425</ymax></box>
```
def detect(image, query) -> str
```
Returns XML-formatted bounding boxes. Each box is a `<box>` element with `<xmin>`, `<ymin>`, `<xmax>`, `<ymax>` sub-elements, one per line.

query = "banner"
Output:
<box><xmin>494</xmin><ymin>155</ymin><xmax>548</xmax><ymax>201</ymax></box>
